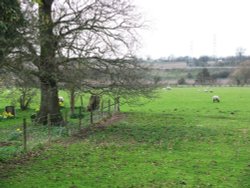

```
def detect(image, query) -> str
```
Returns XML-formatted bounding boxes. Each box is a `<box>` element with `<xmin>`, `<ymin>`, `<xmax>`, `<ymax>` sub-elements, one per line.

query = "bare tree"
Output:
<box><xmin>7</xmin><ymin>0</ymin><xmax>144</xmax><ymax>124</ymax></box>
<box><xmin>60</xmin><ymin>57</ymin><xmax>155</xmax><ymax>114</ymax></box>
<box><xmin>195</xmin><ymin>68</ymin><xmax>211</xmax><ymax>85</ymax></box>
<box><xmin>0</xmin><ymin>69</ymin><xmax>38</xmax><ymax>111</ymax></box>
<box><xmin>230</xmin><ymin>60</ymin><xmax>250</xmax><ymax>85</ymax></box>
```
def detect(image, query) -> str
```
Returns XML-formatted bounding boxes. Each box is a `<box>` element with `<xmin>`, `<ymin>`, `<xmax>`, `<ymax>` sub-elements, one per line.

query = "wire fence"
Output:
<box><xmin>0</xmin><ymin>99</ymin><xmax>120</xmax><ymax>161</ymax></box>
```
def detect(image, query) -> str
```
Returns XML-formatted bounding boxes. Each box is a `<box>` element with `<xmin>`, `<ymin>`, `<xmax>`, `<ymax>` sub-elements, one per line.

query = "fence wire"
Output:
<box><xmin>0</xmin><ymin>99</ymin><xmax>119</xmax><ymax>161</ymax></box>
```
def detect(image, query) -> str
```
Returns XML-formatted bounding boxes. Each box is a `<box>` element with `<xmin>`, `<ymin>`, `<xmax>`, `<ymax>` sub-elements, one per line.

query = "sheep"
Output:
<box><xmin>204</xmin><ymin>88</ymin><xmax>213</xmax><ymax>93</ymax></box>
<box><xmin>58</xmin><ymin>96</ymin><xmax>64</xmax><ymax>102</ymax></box>
<box><xmin>166</xmin><ymin>86</ymin><xmax>172</xmax><ymax>90</ymax></box>
<box><xmin>212</xmin><ymin>95</ymin><xmax>220</xmax><ymax>103</ymax></box>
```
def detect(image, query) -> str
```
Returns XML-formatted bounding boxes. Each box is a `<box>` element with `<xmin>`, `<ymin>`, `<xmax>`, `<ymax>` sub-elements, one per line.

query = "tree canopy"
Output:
<box><xmin>0</xmin><ymin>0</ymin><xmax>25</xmax><ymax>64</ymax></box>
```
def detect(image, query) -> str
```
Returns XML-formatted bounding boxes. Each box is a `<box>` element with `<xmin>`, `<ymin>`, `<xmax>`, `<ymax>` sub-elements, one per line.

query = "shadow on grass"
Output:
<box><xmin>83</xmin><ymin>112</ymin><xmax>220</xmax><ymax>148</ymax></box>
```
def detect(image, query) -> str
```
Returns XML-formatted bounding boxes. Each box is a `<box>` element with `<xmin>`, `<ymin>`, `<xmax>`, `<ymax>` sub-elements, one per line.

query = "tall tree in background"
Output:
<box><xmin>230</xmin><ymin>60</ymin><xmax>250</xmax><ymax>85</ymax></box>
<box><xmin>196</xmin><ymin>68</ymin><xmax>211</xmax><ymax>85</ymax></box>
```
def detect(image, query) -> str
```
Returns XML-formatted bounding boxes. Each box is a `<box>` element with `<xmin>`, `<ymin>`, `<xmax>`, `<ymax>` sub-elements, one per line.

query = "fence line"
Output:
<box><xmin>0</xmin><ymin>98</ymin><xmax>120</xmax><ymax>161</ymax></box>
<box><xmin>23</xmin><ymin>118</ymin><xmax>27</xmax><ymax>152</ymax></box>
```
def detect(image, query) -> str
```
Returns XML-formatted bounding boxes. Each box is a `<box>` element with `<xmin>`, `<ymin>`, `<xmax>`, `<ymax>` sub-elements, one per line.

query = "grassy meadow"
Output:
<box><xmin>0</xmin><ymin>87</ymin><xmax>250</xmax><ymax>187</ymax></box>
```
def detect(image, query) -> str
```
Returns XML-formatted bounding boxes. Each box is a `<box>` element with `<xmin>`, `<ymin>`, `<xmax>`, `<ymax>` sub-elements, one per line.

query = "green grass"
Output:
<box><xmin>0</xmin><ymin>87</ymin><xmax>250</xmax><ymax>187</ymax></box>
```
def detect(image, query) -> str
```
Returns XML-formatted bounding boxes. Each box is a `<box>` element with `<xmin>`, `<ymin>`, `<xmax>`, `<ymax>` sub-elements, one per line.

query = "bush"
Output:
<box><xmin>211</xmin><ymin>71</ymin><xmax>230</xmax><ymax>79</ymax></box>
<box><xmin>178</xmin><ymin>77</ymin><xmax>186</xmax><ymax>85</ymax></box>
<box><xmin>30</xmin><ymin>113</ymin><xmax>37</xmax><ymax>121</ymax></box>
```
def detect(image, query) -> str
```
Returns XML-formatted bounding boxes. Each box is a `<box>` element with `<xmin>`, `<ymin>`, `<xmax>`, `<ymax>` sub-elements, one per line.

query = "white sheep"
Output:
<box><xmin>58</xmin><ymin>96</ymin><xmax>64</xmax><ymax>102</ymax></box>
<box><xmin>166</xmin><ymin>86</ymin><xmax>172</xmax><ymax>90</ymax></box>
<box><xmin>212</xmin><ymin>95</ymin><xmax>220</xmax><ymax>103</ymax></box>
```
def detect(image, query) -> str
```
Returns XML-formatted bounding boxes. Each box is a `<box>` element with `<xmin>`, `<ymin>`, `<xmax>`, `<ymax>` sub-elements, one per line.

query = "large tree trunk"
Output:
<box><xmin>37</xmin><ymin>80</ymin><xmax>49</xmax><ymax>124</ymax></box>
<box><xmin>48</xmin><ymin>78</ymin><xmax>62</xmax><ymax>124</ymax></box>
<box><xmin>36</xmin><ymin>0</ymin><xmax>63</xmax><ymax>125</ymax></box>
<box><xmin>37</xmin><ymin>77</ymin><xmax>62</xmax><ymax>124</ymax></box>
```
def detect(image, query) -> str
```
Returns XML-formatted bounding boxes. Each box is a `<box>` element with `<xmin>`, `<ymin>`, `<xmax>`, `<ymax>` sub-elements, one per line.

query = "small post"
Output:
<box><xmin>108</xmin><ymin>99</ymin><xmax>111</xmax><ymax>116</ymax></box>
<box><xmin>79</xmin><ymin>106</ymin><xmax>82</xmax><ymax>130</ymax></box>
<box><xmin>117</xmin><ymin>97</ymin><xmax>120</xmax><ymax>112</ymax></box>
<box><xmin>80</xmin><ymin>95</ymin><xmax>83</xmax><ymax>107</ymax></box>
<box><xmin>90</xmin><ymin>110</ymin><xmax>93</xmax><ymax>125</ymax></box>
<box><xmin>23</xmin><ymin>118</ymin><xmax>27</xmax><ymax>152</ymax></box>
<box><xmin>101</xmin><ymin>100</ymin><xmax>104</xmax><ymax>117</ymax></box>
<box><xmin>47</xmin><ymin>114</ymin><xmax>51</xmax><ymax>143</ymax></box>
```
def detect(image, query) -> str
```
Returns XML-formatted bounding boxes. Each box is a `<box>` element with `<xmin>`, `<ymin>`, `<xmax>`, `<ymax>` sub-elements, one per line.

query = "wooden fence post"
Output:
<box><xmin>90</xmin><ymin>110</ymin><xmax>93</xmax><ymax>125</ymax></box>
<box><xmin>23</xmin><ymin>118</ymin><xmax>27</xmax><ymax>152</ymax></box>
<box><xmin>101</xmin><ymin>100</ymin><xmax>104</xmax><ymax>117</ymax></box>
<box><xmin>79</xmin><ymin>106</ymin><xmax>82</xmax><ymax>130</ymax></box>
<box><xmin>117</xmin><ymin>97</ymin><xmax>120</xmax><ymax>112</ymax></box>
<box><xmin>108</xmin><ymin>99</ymin><xmax>111</xmax><ymax>116</ymax></box>
<box><xmin>80</xmin><ymin>95</ymin><xmax>83</xmax><ymax>107</ymax></box>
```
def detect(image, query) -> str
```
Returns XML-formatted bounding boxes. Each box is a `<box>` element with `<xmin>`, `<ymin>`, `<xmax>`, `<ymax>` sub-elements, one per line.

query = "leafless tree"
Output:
<box><xmin>60</xmin><ymin>57</ymin><xmax>155</xmax><ymax>114</ymax></box>
<box><xmin>7</xmin><ymin>0</ymin><xmax>145</xmax><ymax>124</ymax></box>
<box><xmin>230</xmin><ymin>60</ymin><xmax>250</xmax><ymax>85</ymax></box>
<box><xmin>0</xmin><ymin>69</ymin><xmax>38</xmax><ymax>111</ymax></box>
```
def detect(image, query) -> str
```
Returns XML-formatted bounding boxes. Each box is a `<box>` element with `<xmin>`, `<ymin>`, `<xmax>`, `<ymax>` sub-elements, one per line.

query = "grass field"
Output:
<box><xmin>0</xmin><ymin>87</ymin><xmax>250</xmax><ymax>187</ymax></box>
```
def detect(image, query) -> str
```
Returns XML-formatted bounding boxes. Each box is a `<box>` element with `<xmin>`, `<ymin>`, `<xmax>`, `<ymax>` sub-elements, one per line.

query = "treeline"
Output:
<box><xmin>140</xmin><ymin>55</ymin><xmax>250</xmax><ymax>67</ymax></box>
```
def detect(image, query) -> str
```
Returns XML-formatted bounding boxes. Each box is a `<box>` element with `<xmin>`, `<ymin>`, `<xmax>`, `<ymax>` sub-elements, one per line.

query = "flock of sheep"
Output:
<box><xmin>164</xmin><ymin>86</ymin><xmax>220</xmax><ymax>103</ymax></box>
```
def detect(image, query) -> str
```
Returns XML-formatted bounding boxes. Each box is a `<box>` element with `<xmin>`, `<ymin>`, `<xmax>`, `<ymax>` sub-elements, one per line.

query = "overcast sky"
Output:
<box><xmin>134</xmin><ymin>0</ymin><xmax>250</xmax><ymax>59</ymax></box>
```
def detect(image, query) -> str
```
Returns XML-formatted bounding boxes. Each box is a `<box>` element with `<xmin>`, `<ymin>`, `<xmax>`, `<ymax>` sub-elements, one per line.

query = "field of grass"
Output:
<box><xmin>0</xmin><ymin>87</ymin><xmax>250</xmax><ymax>187</ymax></box>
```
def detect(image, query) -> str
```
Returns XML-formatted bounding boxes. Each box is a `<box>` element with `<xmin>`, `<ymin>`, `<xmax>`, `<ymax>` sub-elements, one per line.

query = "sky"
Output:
<box><xmin>134</xmin><ymin>0</ymin><xmax>250</xmax><ymax>59</ymax></box>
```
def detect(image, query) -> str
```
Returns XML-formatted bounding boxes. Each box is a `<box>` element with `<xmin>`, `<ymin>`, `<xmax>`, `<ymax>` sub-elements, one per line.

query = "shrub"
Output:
<box><xmin>178</xmin><ymin>77</ymin><xmax>186</xmax><ymax>85</ymax></box>
<box><xmin>30</xmin><ymin>113</ymin><xmax>37</xmax><ymax>121</ymax></box>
